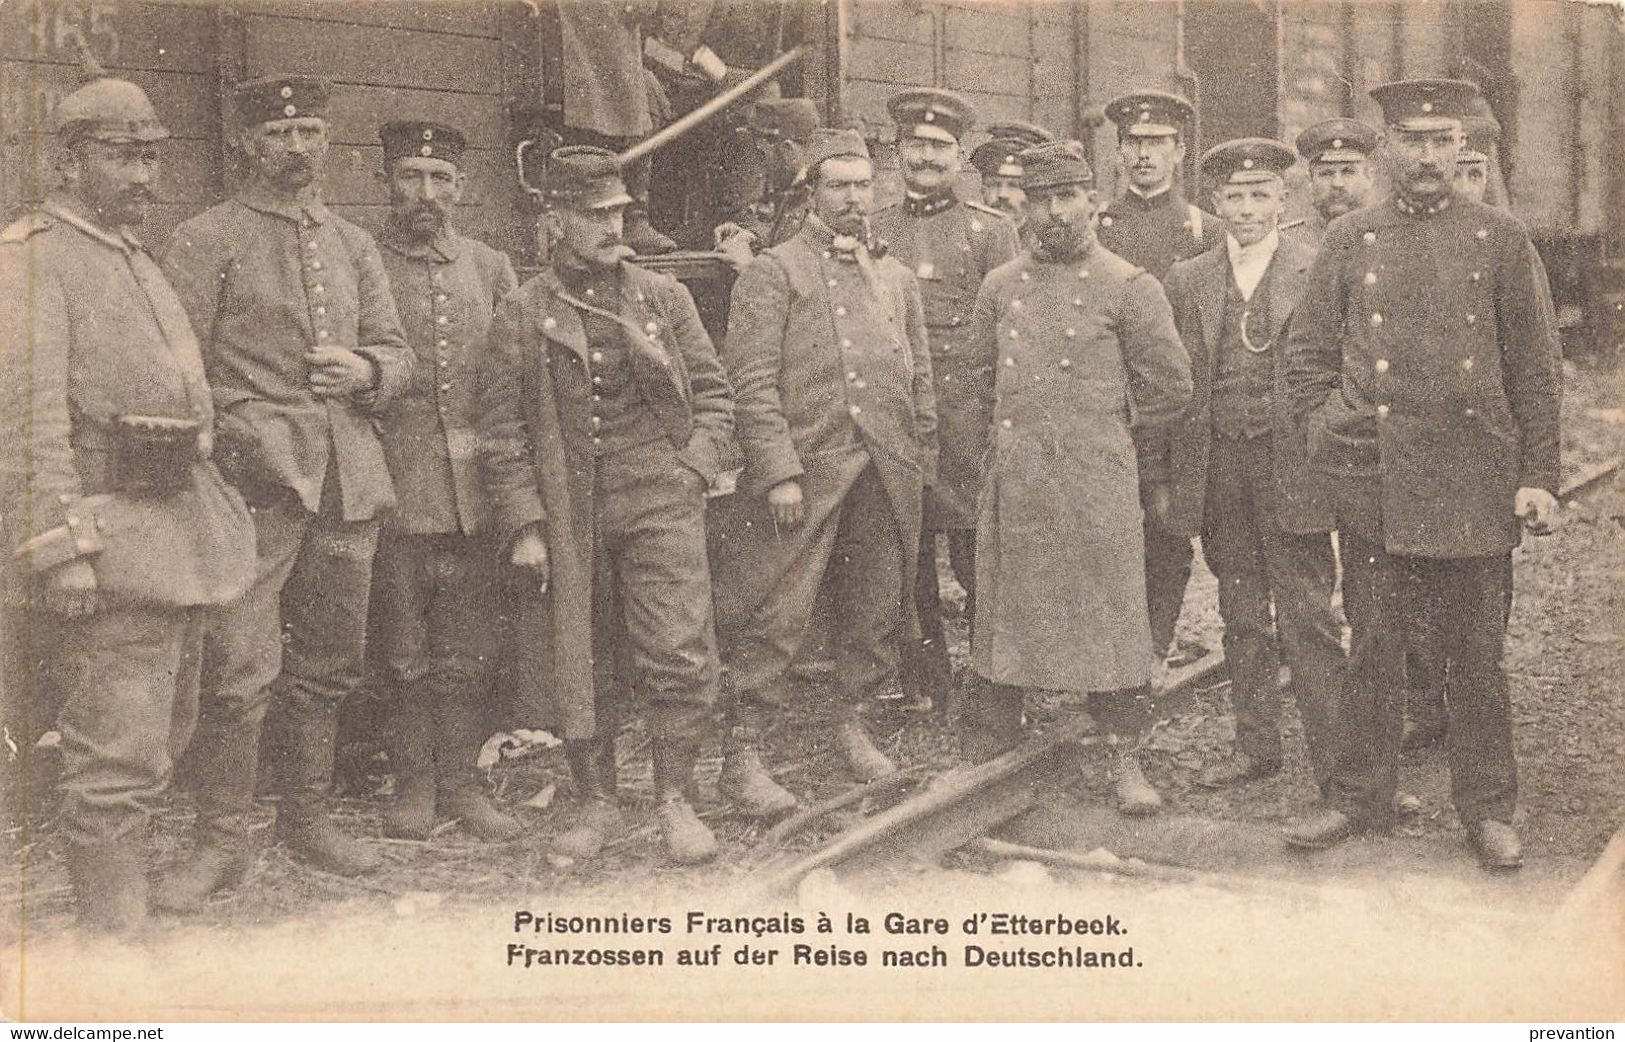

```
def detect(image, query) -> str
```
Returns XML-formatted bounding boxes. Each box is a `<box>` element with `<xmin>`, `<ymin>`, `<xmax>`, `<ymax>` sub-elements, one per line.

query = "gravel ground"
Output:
<box><xmin>5</xmin><ymin>363</ymin><xmax>1621</xmax><ymax>940</ymax></box>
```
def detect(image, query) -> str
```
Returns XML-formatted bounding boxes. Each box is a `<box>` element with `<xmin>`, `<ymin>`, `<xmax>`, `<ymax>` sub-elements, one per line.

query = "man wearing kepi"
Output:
<box><xmin>162</xmin><ymin>75</ymin><xmax>412</xmax><ymax>883</ymax></box>
<box><xmin>716</xmin><ymin>128</ymin><xmax>937</xmax><ymax>812</ymax></box>
<box><xmin>0</xmin><ymin>72</ymin><xmax>255</xmax><ymax>929</ymax></box>
<box><xmin>372</xmin><ymin>120</ymin><xmax>520</xmax><ymax>842</ymax></box>
<box><xmin>871</xmin><ymin>89</ymin><xmax>1019</xmax><ymax>710</ymax></box>
<box><xmin>1161</xmin><ymin>139</ymin><xmax>1343</xmax><ymax>793</ymax></box>
<box><xmin>964</xmin><ymin>142</ymin><xmax>1192</xmax><ymax>815</ymax></box>
<box><xmin>477</xmin><ymin>146</ymin><xmax>732</xmax><ymax>863</ymax></box>
<box><xmin>1288</xmin><ymin>118</ymin><xmax>1379</xmax><ymax>242</ymax></box>
<box><xmin>968</xmin><ymin>120</ymin><xmax>1054</xmax><ymax>236</ymax></box>
<box><xmin>1097</xmin><ymin>91</ymin><xmax>1226</xmax><ymax>681</ymax></box>
<box><xmin>1282</xmin><ymin>79</ymin><xmax>1561</xmax><ymax>871</ymax></box>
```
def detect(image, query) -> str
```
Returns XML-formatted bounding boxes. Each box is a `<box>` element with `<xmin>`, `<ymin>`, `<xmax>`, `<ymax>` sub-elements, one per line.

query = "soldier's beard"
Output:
<box><xmin>1035</xmin><ymin>220</ymin><xmax>1087</xmax><ymax>258</ymax></box>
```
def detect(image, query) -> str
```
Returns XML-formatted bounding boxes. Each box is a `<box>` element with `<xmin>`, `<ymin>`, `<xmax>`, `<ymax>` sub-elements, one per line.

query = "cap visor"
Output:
<box><xmin>906</xmin><ymin>123</ymin><xmax>958</xmax><ymax>144</ymax></box>
<box><xmin>1311</xmin><ymin>148</ymin><xmax>1368</xmax><ymax>163</ymax></box>
<box><xmin>1124</xmin><ymin>123</ymin><xmax>1179</xmax><ymax>138</ymax></box>
<box><xmin>1390</xmin><ymin>116</ymin><xmax>1462</xmax><ymax>133</ymax></box>
<box><xmin>584</xmin><ymin>190</ymin><xmax>634</xmax><ymax>210</ymax></box>
<box><xmin>1220</xmin><ymin>170</ymin><xmax>1281</xmax><ymax>185</ymax></box>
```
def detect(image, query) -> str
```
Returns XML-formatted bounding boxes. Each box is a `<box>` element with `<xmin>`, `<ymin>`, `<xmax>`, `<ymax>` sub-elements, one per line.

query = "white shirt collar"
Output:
<box><xmin>1225</xmin><ymin>228</ymin><xmax>1280</xmax><ymax>302</ymax></box>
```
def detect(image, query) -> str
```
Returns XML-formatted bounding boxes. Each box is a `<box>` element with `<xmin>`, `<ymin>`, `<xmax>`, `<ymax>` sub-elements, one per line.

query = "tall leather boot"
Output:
<box><xmin>154</xmin><ymin>708</ymin><xmax>263</xmax><ymax>913</ymax></box>
<box><xmin>1113</xmin><ymin>746</ymin><xmax>1164</xmax><ymax>817</ymax></box>
<box><xmin>718</xmin><ymin>704</ymin><xmax>798</xmax><ymax>817</ymax></box>
<box><xmin>552</xmin><ymin>738</ymin><xmax>624</xmax><ymax>859</ymax></box>
<box><xmin>274</xmin><ymin>696</ymin><xmax>382</xmax><ymax>876</ymax></box>
<box><xmin>69</xmin><ymin>833</ymin><xmax>149</xmax><ymax>933</ymax></box>
<box><xmin>435</xmin><ymin>692</ymin><xmax>520</xmax><ymax>842</ymax></box>
<box><xmin>382</xmin><ymin>689</ymin><xmax>437</xmax><ymax>840</ymax></box>
<box><xmin>959</xmin><ymin>680</ymin><xmax>1026</xmax><ymax>765</ymax></box>
<box><xmin>833</xmin><ymin>707</ymin><xmax>898</xmax><ymax>782</ymax></box>
<box><xmin>652</xmin><ymin>735</ymin><xmax>718</xmax><ymax>865</ymax></box>
<box><xmin>623</xmin><ymin>154</ymin><xmax>678</xmax><ymax>255</ymax></box>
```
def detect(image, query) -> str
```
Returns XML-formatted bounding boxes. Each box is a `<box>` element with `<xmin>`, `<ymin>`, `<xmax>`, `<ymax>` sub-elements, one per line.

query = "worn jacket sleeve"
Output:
<box><xmin>899</xmin><ymin>267</ymin><xmax>939</xmax><ymax>482</ymax></box>
<box><xmin>1282</xmin><ymin>227</ymin><xmax>1349</xmax><ymax>429</ymax></box>
<box><xmin>721</xmin><ymin>254</ymin><xmax>803</xmax><ymax>489</ymax></box>
<box><xmin>476</xmin><ymin>294</ymin><xmax>546</xmax><ymax>540</ymax></box>
<box><xmin>1498</xmin><ymin>231</ymin><xmax>1563</xmax><ymax>494</ymax></box>
<box><xmin>348</xmin><ymin>231</ymin><xmax>413</xmax><ymax>412</ymax></box>
<box><xmin>0</xmin><ymin>251</ymin><xmax>105</xmax><ymax>573</ymax></box>
<box><xmin>1118</xmin><ymin>270</ymin><xmax>1193</xmax><ymax>488</ymax></box>
<box><xmin>663</xmin><ymin>277</ymin><xmax>735</xmax><ymax>481</ymax></box>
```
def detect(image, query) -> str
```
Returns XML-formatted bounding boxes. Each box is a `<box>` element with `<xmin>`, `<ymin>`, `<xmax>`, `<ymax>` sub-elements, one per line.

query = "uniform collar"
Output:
<box><xmin>42</xmin><ymin>195</ymin><xmax>143</xmax><ymax>255</ymax></box>
<box><xmin>903</xmin><ymin>189</ymin><xmax>958</xmax><ymax>217</ymax></box>
<box><xmin>1392</xmin><ymin>191</ymin><xmax>1453</xmax><ymax>217</ymax></box>
<box><xmin>236</xmin><ymin>180</ymin><xmax>332</xmax><ymax>225</ymax></box>
<box><xmin>1123</xmin><ymin>182</ymin><xmax>1175</xmax><ymax>207</ymax></box>
<box><xmin>380</xmin><ymin>219</ymin><xmax>462</xmax><ymax>262</ymax></box>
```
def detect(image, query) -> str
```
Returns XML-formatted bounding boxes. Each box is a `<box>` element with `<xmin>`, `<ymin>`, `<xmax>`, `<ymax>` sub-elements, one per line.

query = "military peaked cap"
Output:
<box><xmin>545</xmin><ymin>145</ymin><xmax>633</xmax><ymax>210</ymax></box>
<box><xmin>970</xmin><ymin>120</ymin><xmax>1055</xmax><ymax>178</ymax></box>
<box><xmin>234</xmin><ymin>74</ymin><xmax>330</xmax><ymax>127</ymax></box>
<box><xmin>1295</xmin><ymin>118</ymin><xmax>1379</xmax><ymax>164</ymax></box>
<box><xmin>1105</xmin><ymin>90</ymin><xmax>1194</xmax><ymax>138</ymax></box>
<box><xmin>1201</xmin><ymin>137</ymin><xmax>1295</xmax><ymax>185</ymax></box>
<box><xmin>887</xmin><ymin>88</ymin><xmax>976</xmax><ymax>144</ymax></box>
<box><xmin>1369</xmin><ymin>78</ymin><xmax>1480</xmax><ymax>132</ymax></box>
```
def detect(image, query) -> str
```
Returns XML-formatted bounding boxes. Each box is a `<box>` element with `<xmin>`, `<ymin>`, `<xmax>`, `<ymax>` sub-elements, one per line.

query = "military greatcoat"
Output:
<box><xmin>715</xmin><ymin>219</ymin><xmax>938</xmax><ymax>638</ymax></box>
<box><xmin>1161</xmin><ymin>233</ymin><xmax>1333</xmax><ymax>537</ymax></box>
<box><xmin>1283</xmin><ymin>197</ymin><xmax>1562</xmax><ymax>557</ymax></box>
<box><xmin>477</xmin><ymin>260</ymin><xmax>733</xmax><ymax>739</ymax></box>
<box><xmin>970</xmin><ymin>241</ymin><xmax>1192</xmax><ymax>691</ymax></box>
<box><xmin>871</xmin><ymin>194</ymin><xmax>1019</xmax><ymax>528</ymax></box>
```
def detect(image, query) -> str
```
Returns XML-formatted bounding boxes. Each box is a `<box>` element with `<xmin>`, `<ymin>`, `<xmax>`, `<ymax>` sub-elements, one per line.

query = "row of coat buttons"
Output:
<box><xmin>304</xmin><ymin>238</ymin><xmax>331</xmax><ymax>343</ymax></box>
<box><xmin>1369</xmin><ymin>311</ymin><xmax>1477</xmax><ymax>327</ymax></box>
<box><xmin>1373</xmin><ymin>357</ymin><xmax>1474</xmax><ymax>374</ymax></box>
<box><xmin>1003</xmin><ymin>355</ymin><xmax>1072</xmax><ymax>370</ymax></box>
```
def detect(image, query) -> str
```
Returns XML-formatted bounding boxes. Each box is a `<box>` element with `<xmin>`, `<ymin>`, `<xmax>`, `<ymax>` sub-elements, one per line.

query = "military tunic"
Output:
<box><xmin>715</xmin><ymin>218</ymin><xmax>938</xmax><ymax>703</ymax></box>
<box><xmin>478</xmin><ymin>260</ymin><xmax>734</xmax><ymax>740</ymax></box>
<box><xmin>969</xmin><ymin>241</ymin><xmax>1192</xmax><ymax>692</ymax></box>
<box><xmin>1282</xmin><ymin>194</ymin><xmax>1561</xmax><ymax>827</ymax></box>
<box><xmin>0</xmin><ymin>201</ymin><xmax>256</xmax><ymax>847</ymax></box>
<box><xmin>871</xmin><ymin>193</ymin><xmax>1019</xmax><ymax>528</ymax></box>
<box><xmin>373</xmin><ymin>224</ymin><xmax>518</xmax><ymax>707</ymax></box>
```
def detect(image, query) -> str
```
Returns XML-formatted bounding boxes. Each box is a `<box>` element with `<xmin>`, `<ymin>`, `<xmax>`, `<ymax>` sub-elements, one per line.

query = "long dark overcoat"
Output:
<box><xmin>476</xmin><ymin>261</ymin><xmax>733</xmax><ymax>739</ymax></box>
<box><xmin>969</xmin><ymin>241</ymin><xmax>1192</xmax><ymax>691</ymax></box>
<box><xmin>1161</xmin><ymin>233</ymin><xmax>1333</xmax><ymax>537</ymax></box>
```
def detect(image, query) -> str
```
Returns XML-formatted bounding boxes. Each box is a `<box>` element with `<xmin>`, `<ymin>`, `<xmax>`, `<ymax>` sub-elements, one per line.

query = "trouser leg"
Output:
<box><xmin>829</xmin><ymin>466</ymin><xmax>905</xmax><ymax>707</ymax></box>
<box><xmin>959</xmin><ymin>677</ymin><xmax>1025</xmax><ymax>764</ymax></box>
<box><xmin>1431</xmin><ymin>555</ymin><xmax>1517</xmax><ymax>825</ymax></box>
<box><xmin>1327</xmin><ymin>529</ymin><xmax>1406</xmax><ymax>827</ymax></box>
<box><xmin>946</xmin><ymin>528</ymin><xmax>977</xmax><ymax>640</ymax></box>
<box><xmin>902</xmin><ymin>529</ymin><xmax>952</xmax><ymax>707</ymax></box>
<box><xmin>1143</xmin><ymin>514</ymin><xmax>1194</xmax><ymax>661</ymax></box>
<box><xmin>1201</xmin><ymin>437</ymin><xmax>1283</xmax><ymax>766</ymax></box>
<box><xmin>372</xmin><ymin>532</ymin><xmax>437</xmax><ymax>838</ymax></box>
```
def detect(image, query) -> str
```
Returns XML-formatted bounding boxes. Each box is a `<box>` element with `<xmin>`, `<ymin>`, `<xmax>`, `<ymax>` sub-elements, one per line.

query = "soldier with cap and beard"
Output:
<box><xmin>1288</xmin><ymin>118</ymin><xmax>1380</xmax><ymax>243</ymax></box>
<box><xmin>0</xmin><ymin>70</ymin><xmax>256</xmax><ymax>929</ymax></box>
<box><xmin>370</xmin><ymin>120</ymin><xmax>521</xmax><ymax>842</ymax></box>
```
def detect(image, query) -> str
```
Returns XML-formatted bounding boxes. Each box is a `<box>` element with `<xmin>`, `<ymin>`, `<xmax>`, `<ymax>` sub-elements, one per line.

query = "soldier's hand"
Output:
<box><xmin>41</xmin><ymin>559</ymin><xmax>99</xmax><ymax>618</ymax></box>
<box><xmin>305</xmin><ymin>346</ymin><xmax>379</xmax><ymax>398</ymax></box>
<box><xmin>510</xmin><ymin>526</ymin><xmax>551</xmax><ymax>586</ymax></box>
<box><xmin>1515</xmin><ymin>487</ymin><xmax>1560</xmax><ymax>536</ymax></box>
<box><xmin>767</xmin><ymin>480</ymin><xmax>805</xmax><ymax>528</ymax></box>
<box><xmin>714</xmin><ymin>223</ymin><xmax>758</xmax><ymax>272</ymax></box>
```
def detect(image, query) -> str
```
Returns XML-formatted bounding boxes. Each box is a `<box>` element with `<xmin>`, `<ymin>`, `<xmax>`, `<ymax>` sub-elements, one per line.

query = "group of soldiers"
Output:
<box><xmin>0</xmin><ymin>55</ymin><xmax>1560</xmax><ymax>936</ymax></box>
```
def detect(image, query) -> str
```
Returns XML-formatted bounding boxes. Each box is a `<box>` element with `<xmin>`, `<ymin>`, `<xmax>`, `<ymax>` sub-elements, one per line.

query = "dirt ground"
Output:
<box><xmin>4</xmin><ymin>361</ymin><xmax>1622</xmax><ymax>959</ymax></box>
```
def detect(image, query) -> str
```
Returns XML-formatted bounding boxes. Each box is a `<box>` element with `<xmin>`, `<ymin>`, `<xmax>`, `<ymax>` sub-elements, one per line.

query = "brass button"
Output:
<box><xmin>310</xmin><ymin>260</ymin><xmax>322</xmax><ymax>271</ymax></box>
<box><xmin>437</xmin><ymin>338</ymin><xmax>448</xmax><ymax>348</ymax></box>
<box><xmin>591</xmin><ymin>351</ymin><xmax>603</xmax><ymax>363</ymax></box>
<box><xmin>1376</xmin><ymin>404</ymin><xmax>1389</xmax><ymax>418</ymax></box>
<box><xmin>1464</xmin><ymin>407</ymin><xmax>1477</xmax><ymax>417</ymax></box>
<box><xmin>439</xmin><ymin>359</ymin><xmax>449</xmax><ymax>368</ymax></box>
<box><xmin>316</xmin><ymin>306</ymin><xmax>326</xmax><ymax>316</ymax></box>
<box><xmin>854</xmin><ymin>379</ymin><xmax>866</xmax><ymax>390</ymax></box>
<box><xmin>1059</xmin><ymin>358</ymin><xmax>1072</xmax><ymax>370</ymax></box>
<box><xmin>1462</xmin><ymin>357</ymin><xmax>1475</xmax><ymax>371</ymax></box>
<box><xmin>1374</xmin><ymin>358</ymin><xmax>1389</xmax><ymax>373</ymax></box>
<box><xmin>644</xmin><ymin>321</ymin><xmax>658</xmax><ymax>334</ymax></box>
<box><xmin>1369</xmin><ymin>313</ymin><xmax>1383</xmax><ymax>327</ymax></box>
<box><xmin>827</xmin><ymin>278</ymin><xmax>838</xmax><ymax>288</ymax></box>
<box><xmin>317</xmin><ymin>329</ymin><xmax>329</xmax><ymax>340</ymax></box>
<box><xmin>312</xmin><ymin>284</ymin><xmax>325</xmax><ymax>295</ymax></box>
<box><xmin>849</xmin><ymin>404</ymin><xmax>862</xmax><ymax>416</ymax></box>
<box><xmin>1064</xmin><ymin>328</ymin><xmax>1076</xmax><ymax>338</ymax></box>
<box><xmin>1465</xmin><ymin>314</ymin><xmax>1476</xmax><ymax>326</ymax></box>
<box><xmin>835</xmin><ymin>306</ymin><xmax>847</xmax><ymax>317</ymax></box>
<box><xmin>1001</xmin><ymin>418</ymin><xmax>1012</xmax><ymax>429</ymax></box>
<box><xmin>1471</xmin><ymin>271</ymin><xmax>1482</xmax><ymax>282</ymax></box>
<box><xmin>436</xmin><ymin>315</ymin><xmax>449</xmax><ymax>325</ymax></box>
<box><xmin>439</xmin><ymin>382</ymin><xmax>451</xmax><ymax>392</ymax></box>
<box><xmin>847</xmin><ymin>371</ymin><xmax>858</xmax><ymax>381</ymax></box>
<box><xmin>1363</xmin><ymin>231</ymin><xmax>1376</xmax><ymax>244</ymax></box>
<box><xmin>1077</xmin><ymin>269</ymin><xmax>1089</xmax><ymax>279</ymax></box>
<box><xmin>1019</xmin><ymin>271</ymin><xmax>1030</xmax><ymax>282</ymax></box>
<box><xmin>841</xmin><ymin>338</ymin><xmax>853</xmax><ymax>348</ymax></box>
<box><xmin>1004</xmin><ymin>357</ymin><xmax>1015</xmax><ymax>367</ymax></box>
<box><xmin>1364</xmin><ymin>272</ymin><xmax>1377</xmax><ymax>285</ymax></box>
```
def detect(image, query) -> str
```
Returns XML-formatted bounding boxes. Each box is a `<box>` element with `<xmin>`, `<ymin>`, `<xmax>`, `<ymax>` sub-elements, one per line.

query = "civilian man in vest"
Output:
<box><xmin>1285</xmin><ymin>118</ymin><xmax>1379</xmax><ymax>243</ymax></box>
<box><xmin>477</xmin><ymin>146</ymin><xmax>732</xmax><ymax>863</ymax></box>
<box><xmin>161</xmin><ymin>76</ymin><xmax>412</xmax><ymax>882</ymax></box>
<box><xmin>715</xmin><ymin>129</ymin><xmax>938</xmax><ymax>813</ymax></box>
<box><xmin>963</xmin><ymin>142</ymin><xmax>1192</xmax><ymax>814</ymax></box>
<box><xmin>1161</xmin><ymin>139</ymin><xmax>1344</xmax><ymax>793</ymax></box>
<box><xmin>1097</xmin><ymin>91</ymin><xmax>1226</xmax><ymax>681</ymax></box>
<box><xmin>968</xmin><ymin>120</ymin><xmax>1055</xmax><ymax>237</ymax></box>
<box><xmin>871</xmin><ymin>89</ymin><xmax>1019</xmax><ymax>711</ymax></box>
<box><xmin>1282</xmin><ymin>80</ymin><xmax>1561</xmax><ymax>871</ymax></box>
<box><xmin>371</xmin><ymin>120</ymin><xmax>520</xmax><ymax>842</ymax></box>
<box><xmin>0</xmin><ymin>73</ymin><xmax>256</xmax><ymax>929</ymax></box>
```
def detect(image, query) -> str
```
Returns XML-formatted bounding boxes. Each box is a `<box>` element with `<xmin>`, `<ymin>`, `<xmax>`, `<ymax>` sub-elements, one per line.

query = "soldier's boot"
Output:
<box><xmin>1113</xmin><ymin>748</ymin><xmax>1164</xmax><ymax>818</ymax></box>
<box><xmin>274</xmin><ymin>697</ymin><xmax>382</xmax><ymax>876</ymax></box>
<box><xmin>154</xmin><ymin>710</ymin><xmax>261</xmax><ymax>913</ymax></box>
<box><xmin>552</xmin><ymin>739</ymin><xmax>624</xmax><ymax>860</ymax></box>
<box><xmin>69</xmin><ymin>835</ymin><xmax>150</xmax><ymax>933</ymax></box>
<box><xmin>382</xmin><ymin>691</ymin><xmax>437</xmax><ymax>841</ymax></box>
<box><xmin>958</xmin><ymin>681</ymin><xmax>1026</xmax><ymax>765</ymax></box>
<box><xmin>625</xmin><ymin>200</ymin><xmax>679</xmax><ymax>255</ymax></box>
<box><xmin>833</xmin><ymin>709</ymin><xmax>899</xmax><ymax>783</ymax></box>
<box><xmin>718</xmin><ymin>706</ymin><xmax>798</xmax><ymax>817</ymax></box>
<box><xmin>434</xmin><ymin>694</ymin><xmax>520</xmax><ymax>842</ymax></box>
<box><xmin>652</xmin><ymin>734</ymin><xmax>718</xmax><ymax>865</ymax></box>
<box><xmin>899</xmin><ymin>637</ymin><xmax>952</xmax><ymax>712</ymax></box>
